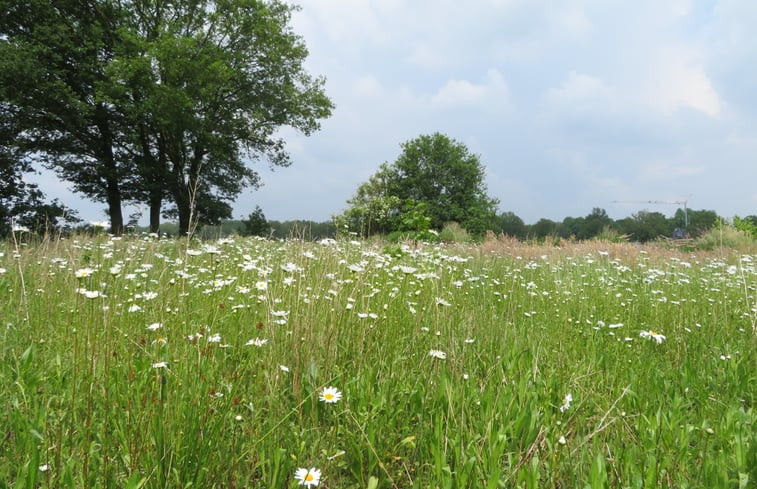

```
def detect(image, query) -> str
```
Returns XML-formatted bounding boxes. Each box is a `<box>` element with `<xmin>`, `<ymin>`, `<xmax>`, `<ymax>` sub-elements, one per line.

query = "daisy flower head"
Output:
<box><xmin>75</xmin><ymin>267</ymin><xmax>95</xmax><ymax>279</ymax></box>
<box><xmin>560</xmin><ymin>393</ymin><xmax>573</xmax><ymax>412</ymax></box>
<box><xmin>319</xmin><ymin>386</ymin><xmax>342</xmax><ymax>404</ymax></box>
<box><xmin>640</xmin><ymin>330</ymin><xmax>666</xmax><ymax>344</ymax></box>
<box><xmin>428</xmin><ymin>349</ymin><xmax>447</xmax><ymax>360</ymax></box>
<box><xmin>294</xmin><ymin>467</ymin><xmax>321</xmax><ymax>486</ymax></box>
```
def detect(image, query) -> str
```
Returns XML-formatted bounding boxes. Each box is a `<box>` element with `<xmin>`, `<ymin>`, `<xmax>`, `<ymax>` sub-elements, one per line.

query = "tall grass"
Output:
<box><xmin>1</xmin><ymin>235</ymin><xmax>755</xmax><ymax>488</ymax></box>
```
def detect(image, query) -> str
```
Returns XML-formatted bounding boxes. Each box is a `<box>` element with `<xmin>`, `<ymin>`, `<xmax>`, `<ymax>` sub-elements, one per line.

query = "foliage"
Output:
<box><xmin>0</xmin><ymin>0</ymin><xmax>129</xmax><ymax>233</ymax></box>
<box><xmin>0</xmin><ymin>236</ymin><xmax>754</xmax><ymax>487</ymax></box>
<box><xmin>733</xmin><ymin>215</ymin><xmax>757</xmax><ymax>239</ymax></box>
<box><xmin>338</xmin><ymin>133</ymin><xmax>499</xmax><ymax>237</ymax></box>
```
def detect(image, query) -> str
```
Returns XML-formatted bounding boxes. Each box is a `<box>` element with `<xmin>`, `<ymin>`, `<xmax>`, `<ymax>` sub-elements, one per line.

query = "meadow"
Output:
<box><xmin>1</xmin><ymin>234</ymin><xmax>755</xmax><ymax>488</ymax></box>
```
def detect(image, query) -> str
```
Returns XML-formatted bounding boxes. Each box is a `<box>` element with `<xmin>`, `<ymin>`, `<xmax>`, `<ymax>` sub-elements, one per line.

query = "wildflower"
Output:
<box><xmin>152</xmin><ymin>361</ymin><xmax>168</xmax><ymax>369</ymax></box>
<box><xmin>294</xmin><ymin>467</ymin><xmax>321</xmax><ymax>486</ymax></box>
<box><xmin>245</xmin><ymin>338</ymin><xmax>268</xmax><ymax>347</ymax></box>
<box><xmin>255</xmin><ymin>281</ymin><xmax>268</xmax><ymax>291</ymax></box>
<box><xmin>147</xmin><ymin>322</ymin><xmax>163</xmax><ymax>331</ymax></box>
<box><xmin>428</xmin><ymin>349</ymin><xmax>447</xmax><ymax>360</ymax></box>
<box><xmin>75</xmin><ymin>268</ymin><xmax>95</xmax><ymax>279</ymax></box>
<box><xmin>77</xmin><ymin>288</ymin><xmax>102</xmax><ymax>299</ymax></box>
<box><xmin>279</xmin><ymin>365</ymin><xmax>290</xmax><ymax>372</ymax></box>
<box><xmin>640</xmin><ymin>330</ymin><xmax>666</xmax><ymax>344</ymax></box>
<box><xmin>560</xmin><ymin>393</ymin><xmax>573</xmax><ymax>412</ymax></box>
<box><xmin>319</xmin><ymin>387</ymin><xmax>342</xmax><ymax>403</ymax></box>
<box><xmin>281</xmin><ymin>262</ymin><xmax>301</xmax><ymax>273</ymax></box>
<box><xmin>109</xmin><ymin>265</ymin><xmax>122</xmax><ymax>276</ymax></box>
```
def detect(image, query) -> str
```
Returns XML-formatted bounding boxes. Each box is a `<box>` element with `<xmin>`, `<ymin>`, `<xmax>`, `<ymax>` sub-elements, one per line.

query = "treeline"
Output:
<box><xmin>490</xmin><ymin>207</ymin><xmax>726</xmax><ymax>242</ymax></box>
<box><xmin>190</xmin><ymin>206</ymin><xmax>754</xmax><ymax>243</ymax></box>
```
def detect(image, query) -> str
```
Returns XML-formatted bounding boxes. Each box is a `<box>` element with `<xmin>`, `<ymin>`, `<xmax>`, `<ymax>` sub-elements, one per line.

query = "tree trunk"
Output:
<box><xmin>149</xmin><ymin>191</ymin><xmax>161</xmax><ymax>235</ymax></box>
<box><xmin>105</xmin><ymin>179</ymin><xmax>124</xmax><ymax>236</ymax></box>
<box><xmin>95</xmin><ymin>104</ymin><xmax>123</xmax><ymax>235</ymax></box>
<box><xmin>176</xmin><ymin>188</ymin><xmax>191</xmax><ymax>237</ymax></box>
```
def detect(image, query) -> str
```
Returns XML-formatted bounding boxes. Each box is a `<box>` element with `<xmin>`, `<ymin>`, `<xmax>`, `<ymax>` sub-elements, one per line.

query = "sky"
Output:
<box><xmin>32</xmin><ymin>0</ymin><xmax>757</xmax><ymax>225</ymax></box>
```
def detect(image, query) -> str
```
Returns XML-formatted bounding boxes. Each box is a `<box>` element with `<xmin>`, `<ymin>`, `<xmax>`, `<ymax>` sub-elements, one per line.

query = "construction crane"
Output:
<box><xmin>612</xmin><ymin>199</ymin><xmax>689</xmax><ymax>227</ymax></box>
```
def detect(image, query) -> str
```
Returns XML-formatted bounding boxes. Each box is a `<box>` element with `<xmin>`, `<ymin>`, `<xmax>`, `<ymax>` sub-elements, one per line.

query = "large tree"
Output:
<box><xmin>339</xmin><ymin>133</ymin><xmax>499</xmax><ymax>236</ymax></box>
<box><xmin>110</xmin><ymin>0</ymin><xmax>333</xmax><ymax>235</ymax></box>
<box><xmin>0</xmin><ymin>0</ymin><xmax>129</xmax><ymax>234</ymax></box>
<box><xmin>1</xmin><ymin>0</ymin><xmax>333</xmax><ymax>236</ymax></box>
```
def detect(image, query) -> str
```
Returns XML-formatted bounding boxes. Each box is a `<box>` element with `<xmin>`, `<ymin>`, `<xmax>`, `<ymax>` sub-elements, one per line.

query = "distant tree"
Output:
<box><xmin>616</xmin><ymin>211</ymin><xmax>671</xmax><ymax>242</ymax></box>
<box><xmin>559</xmin><ymin>216</ymin><xmax>585</xmax><ymax>239</ymax></box>
<box><xmin>338</xmin><ymin>133</ymin><xmax>499</xmax><ymax>236</ymax></box>
<box><xmin>242</xmin><ymin>206</ymin><xmax>271</xmax><ymax>237</ymax></box>
<box><xmin>528</xmin><ymin>218</ymin><xmax>558</xmax><ymax>239</ymax></box>
<box><xmin>582</xmin><ymin>207</ymin><xmax>613</xmax><ymax>239</ymax></box>
<box><xmin>732</xmin><ymin>215</ymin><xmax>757</xmax><ymax>239</ymax></box>
<box><xmin>493</xmin><ymin>211</ymin><xmax>526</xmax><ymax>238</ymax></box>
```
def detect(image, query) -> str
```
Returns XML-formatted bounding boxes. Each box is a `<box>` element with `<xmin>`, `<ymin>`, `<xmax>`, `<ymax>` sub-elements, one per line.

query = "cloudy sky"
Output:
<box><xmin>34</xmin><ymin>0</ymin><xmax>757</xmax><ymax>225</ymax></box>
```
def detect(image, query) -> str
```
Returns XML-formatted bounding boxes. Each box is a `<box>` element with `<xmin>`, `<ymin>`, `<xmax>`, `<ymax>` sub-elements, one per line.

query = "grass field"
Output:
<box><xmin>1</xmin><ymin>234</ymin><xmax>755</xmax><ymax>488</ymax></box>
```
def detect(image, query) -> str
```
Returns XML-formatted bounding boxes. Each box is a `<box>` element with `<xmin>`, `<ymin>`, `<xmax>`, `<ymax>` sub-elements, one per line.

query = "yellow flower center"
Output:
<box><xmin>305</xmin><ymin>473</ymin><xmax>314</xmax><ymax>481</ymax></box>
<box><xmin>324</xmin><ymin>393</ymin><xmax>334</xmax><ymax>400</ymax></box>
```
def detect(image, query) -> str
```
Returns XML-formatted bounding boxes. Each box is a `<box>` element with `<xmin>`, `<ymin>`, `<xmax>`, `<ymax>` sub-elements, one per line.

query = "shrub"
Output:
<box><xmin>688</xmin><ymin>223</ymin><xmax>757</xmax><ymax>252</ymax></box>
<box><xmin>439</xmin><ymin>222</ymin><xmax>472</xmax><ymax>243</ymax></box>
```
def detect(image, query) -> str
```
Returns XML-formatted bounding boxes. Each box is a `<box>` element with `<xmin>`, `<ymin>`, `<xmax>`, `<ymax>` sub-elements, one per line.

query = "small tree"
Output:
<box><xmin>492</xmin><ymin>211</ymin><xmax>526</xmax><ymax>238</ymax></box>
<box><xmin>242</xmin><ymin>206</ymin><xmax>271</xmax><ymax>237</ymax></box>
<box><xmin>337</xmin><ymin>133</ymin><xmax>499</xmax><ymax>236</ymax></box>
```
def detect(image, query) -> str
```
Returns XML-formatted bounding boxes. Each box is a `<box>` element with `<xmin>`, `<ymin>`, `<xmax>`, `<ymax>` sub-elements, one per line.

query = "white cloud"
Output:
<box><xmin>644</xmin><ymin>53</ymin><xmax>723</xmax><ymax>117</ymax></box>
<box><xmin>545</xmin><ymin>71</ymin><xmax>612</xmax><ymax>106</ymax></box>
<box><xmin>429</xmin><ymin>69</ymin><xmax>510</xmax><ymax>110</ymax></box>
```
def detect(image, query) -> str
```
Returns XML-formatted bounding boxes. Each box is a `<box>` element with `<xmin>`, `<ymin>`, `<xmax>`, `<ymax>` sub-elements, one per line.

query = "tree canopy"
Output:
<box><xmin>0</xmin><ymin>0</ymin><xmax>333</xmax><ymax>235</ymax></box>
<box><xmin>337</xmin><ymin>133</ymin><xmax>499</xmax><ymax>237</ymax></box>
